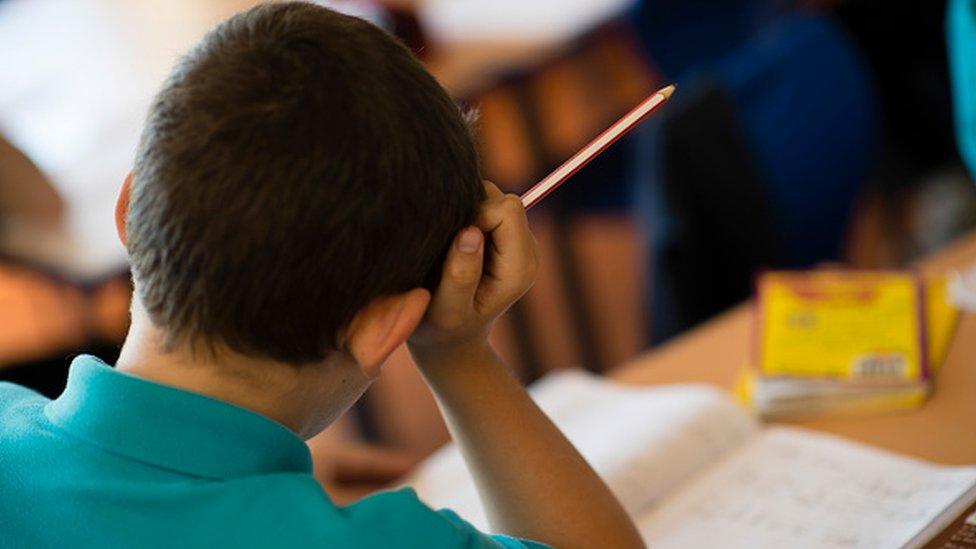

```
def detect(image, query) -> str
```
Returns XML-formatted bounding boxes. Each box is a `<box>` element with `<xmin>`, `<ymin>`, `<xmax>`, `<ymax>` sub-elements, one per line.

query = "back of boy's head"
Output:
<box><xmin>126</xmin><ymin>2</ymin><xmax>483</xmax><ymax>365</ymax></box>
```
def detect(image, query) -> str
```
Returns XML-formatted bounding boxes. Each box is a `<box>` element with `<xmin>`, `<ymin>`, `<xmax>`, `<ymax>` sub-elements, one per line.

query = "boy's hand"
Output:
<box><xmin>408</xmin><ymin>182</ymin><xmax>538</xmax><ymax>358</ymax></box>
<box><xmin>406</xmin><ymin>184</ymin><xmax>644</xmax><ymax>548</ymax></box>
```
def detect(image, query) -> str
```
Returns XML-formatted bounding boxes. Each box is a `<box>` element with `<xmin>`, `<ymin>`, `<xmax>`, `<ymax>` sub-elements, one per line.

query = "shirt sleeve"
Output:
<box><xmin>435</xmin><ymin>508</ymin><xmax>551</xmax><ymax>549</ymax></box>
<box><xmin>342</xmin><ymin>488</ymin><xmax>551</xmax><ymax>549</ymax></box>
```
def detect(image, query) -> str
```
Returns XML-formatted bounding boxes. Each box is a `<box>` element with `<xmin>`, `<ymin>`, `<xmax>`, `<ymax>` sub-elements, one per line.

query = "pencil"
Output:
<box><xmin>520</xmin><ymin>84</ymin><xmax>675</xmax><ymax>210</ymax></box>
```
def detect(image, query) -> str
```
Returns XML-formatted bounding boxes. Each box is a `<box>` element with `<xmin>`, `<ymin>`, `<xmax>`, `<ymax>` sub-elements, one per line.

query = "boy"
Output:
<box><xmin>0</xmin><ymin>3</ymin><xmax>643</xmax><ymax>548</ymax></box>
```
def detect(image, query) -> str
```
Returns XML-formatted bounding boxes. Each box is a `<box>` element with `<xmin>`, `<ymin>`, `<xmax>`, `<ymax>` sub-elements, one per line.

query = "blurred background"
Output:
<box><xmin>2</xmin><ymin>0</ymin><xmax>975</xmax><ymax>460</ymax></box>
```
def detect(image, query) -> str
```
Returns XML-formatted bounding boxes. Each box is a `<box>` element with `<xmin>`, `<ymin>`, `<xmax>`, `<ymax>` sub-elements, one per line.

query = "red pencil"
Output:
<box><xmin>520</xmin><ymin>84</ymin><xmax>675</xmax><ymax>210</ymax></box>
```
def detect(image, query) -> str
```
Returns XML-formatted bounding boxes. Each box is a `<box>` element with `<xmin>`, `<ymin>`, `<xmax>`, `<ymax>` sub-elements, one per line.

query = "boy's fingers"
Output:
<box><xmin>475</xmin><ymin>193</ymin><xmax>538</xmax><ymax>301</ymax></box>
<box><xmin>477</xmin><ymin>193</ymin><xmax>528</xmax><ymax>234</ymax></box>
<box><xmin>477</xmin><ymin>194</ymin><xmax>536</xmax><ymax>265</ymax></box>
<box><xmin>434</xmin><ymin>226</ymin><xmax>485</xmax><ymax>314</ymax></box>
<box><xmin>483</xmin><ymin>180</ymin><xmax>504</xmax><ymax>199</ymax></box>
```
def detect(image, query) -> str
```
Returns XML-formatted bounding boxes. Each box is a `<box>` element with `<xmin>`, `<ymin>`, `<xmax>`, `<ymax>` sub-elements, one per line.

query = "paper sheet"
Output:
<box><xmin>638</xmin><ymin>428</ymin><xmax>976</xmax><ymax>548</ymax></box>
<box><xmin>951</xmin><ymin>262</ymin><xmax>976</xmax><ymax>311</ymax></box>
<box><xmin>404</xmin><ymin>370</ymin><xmax>758</xmax><ymax>530</ymax></box>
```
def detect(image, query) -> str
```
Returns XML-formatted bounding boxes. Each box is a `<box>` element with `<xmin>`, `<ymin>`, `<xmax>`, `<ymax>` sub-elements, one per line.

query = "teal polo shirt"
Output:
<box><xmin>0</xmin><ymin>355</ymin><xmax>547</xmax><ymax>548</ymax></box>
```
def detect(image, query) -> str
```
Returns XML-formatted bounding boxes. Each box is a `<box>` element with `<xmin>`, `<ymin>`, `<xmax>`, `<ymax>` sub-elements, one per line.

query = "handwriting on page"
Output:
<box><xmin>638</xmin><ymin>428</ymin><xmax>976</xmax><ymax>549</ymax></box>
<box><xmin>405</xmin><ymin>370</ymin><xmax>759</xmax><ymax>530</ymax></box>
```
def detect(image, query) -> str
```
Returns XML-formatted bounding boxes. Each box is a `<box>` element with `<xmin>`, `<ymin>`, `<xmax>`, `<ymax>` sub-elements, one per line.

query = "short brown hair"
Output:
<box><xmin>127</xmin><ymin>2</ymin><xmax>483</xmax><ymax>364</ymax></box>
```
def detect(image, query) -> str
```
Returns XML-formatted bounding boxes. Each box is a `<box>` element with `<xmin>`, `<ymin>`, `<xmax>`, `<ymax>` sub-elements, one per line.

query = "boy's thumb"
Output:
<box><xmin>457</xmin><ymin>227</ymin><xmax>482</xmax><ymax>254</ymax></box>
<box><xmin>436</xmin><ymin>227</ymin><xmax>484</xmax><ymax>307</ymax></box>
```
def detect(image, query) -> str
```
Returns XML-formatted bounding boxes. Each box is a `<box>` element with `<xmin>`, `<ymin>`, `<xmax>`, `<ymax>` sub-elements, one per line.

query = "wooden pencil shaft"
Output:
<box><xmin>520</xmin><ymin>84</ymin><xmax>674</xmax><ymax>210</ymax></box>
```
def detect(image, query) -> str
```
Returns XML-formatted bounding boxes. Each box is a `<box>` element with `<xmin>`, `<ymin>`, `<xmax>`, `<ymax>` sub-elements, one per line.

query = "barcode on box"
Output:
<box><xmin>851</xmin><ymin>353</ymin><xmax>909</xmax><ymax>378</ymax></box>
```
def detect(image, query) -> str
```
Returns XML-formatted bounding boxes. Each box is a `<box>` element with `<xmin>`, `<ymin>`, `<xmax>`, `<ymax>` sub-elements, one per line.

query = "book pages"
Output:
<box><xmin>638</xmin><ymin>427</ymin><xmax>976</xmax><ymax>548</ymax></box>
<box><xmin>405</xmin><ymin>370</ymin><xmax>758</xmax><ymax>530</ymax></box>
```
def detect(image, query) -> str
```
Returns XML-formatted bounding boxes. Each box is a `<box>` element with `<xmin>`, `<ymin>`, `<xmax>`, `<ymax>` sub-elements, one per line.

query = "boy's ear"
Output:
<box><xmin>115</xmin><ymin>172</ymin><xmax>133</xmax><ymax>246</ymax></box>
<box><xmin>345</xmin><ymin>288</ymin><xmax>431</xmax><ymax>378</ymax></box>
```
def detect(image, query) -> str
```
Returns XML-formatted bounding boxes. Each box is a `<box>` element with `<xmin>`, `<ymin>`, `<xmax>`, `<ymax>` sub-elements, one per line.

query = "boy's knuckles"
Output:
<box><xmin>484</xmin><ymin>197</ymin><xmax>508</xmax><ymax>213</ymax></box>
<box><xmin>476</xmin><ymin>204</ymin><xmax>499</xmax><ymax>224</ymax></box>
<box><xmin>501</xmin><ymin>194</ymin><xmax>524</xmax><ymax>213</ymax></box>
<box><xmin>483</xmin><ymin>193</ymin><xmax>516</xmax><ymax>209</ymax></box>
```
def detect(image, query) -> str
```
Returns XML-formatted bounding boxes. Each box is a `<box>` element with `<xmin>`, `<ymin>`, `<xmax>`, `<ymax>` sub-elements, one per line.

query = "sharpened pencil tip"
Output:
<box><xmin>659</xmin><ymin>84</ymin><xmax>676</xmax><ymax>99</ymax></box>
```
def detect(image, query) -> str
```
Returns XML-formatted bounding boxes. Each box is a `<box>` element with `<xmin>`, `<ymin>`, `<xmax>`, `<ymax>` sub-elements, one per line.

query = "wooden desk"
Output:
<box><xmin>613</xmin><ymin>231</ymin><xmax>976</xmax><ymax>465</ymax></box>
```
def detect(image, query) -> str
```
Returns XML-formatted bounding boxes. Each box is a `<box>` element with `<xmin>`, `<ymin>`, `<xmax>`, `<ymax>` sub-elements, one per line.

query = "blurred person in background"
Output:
<box><xmin>0</xmin><ymin>133</ymin><xmax>129</xmax><ymax>398</ymax></box>
<box><xmin>0</xmin><ymin>133</ymin><xmax>64</xmax><ymax>226</ymax></box>
<box><xmin>950</xmin><ymin>0</ymin><xmax>976</xmax><ymax>181</ymax></box>
<box><xmin>628</xmin><ymin>0</ymin><xmax>976</xmax><ymax>343</ymax></box>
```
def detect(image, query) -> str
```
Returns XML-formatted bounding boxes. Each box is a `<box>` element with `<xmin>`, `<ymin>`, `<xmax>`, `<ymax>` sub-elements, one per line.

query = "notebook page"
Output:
<box><xmin>404</xmin><ymin>370</ymin><xmax>758</xmax><ymax>530</ymax></box>
<box><xmin>638</xmin><ymin>427</ymin><xmax>976</xmax><ymax>548</ymax></box>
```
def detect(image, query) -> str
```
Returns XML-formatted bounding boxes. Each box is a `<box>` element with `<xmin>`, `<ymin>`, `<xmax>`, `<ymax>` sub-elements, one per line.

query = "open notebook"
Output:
<box><xmin>404</xmin><ymin>371</ymin><xmax>976</xmax><ymax>548</ymax></box>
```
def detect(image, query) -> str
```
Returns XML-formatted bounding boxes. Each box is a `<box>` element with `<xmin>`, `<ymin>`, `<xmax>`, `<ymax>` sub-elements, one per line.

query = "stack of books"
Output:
<box><xmin>741</xmin><ymin>270</ymin><xmax>959</xmax><ymax>420</ymax></box>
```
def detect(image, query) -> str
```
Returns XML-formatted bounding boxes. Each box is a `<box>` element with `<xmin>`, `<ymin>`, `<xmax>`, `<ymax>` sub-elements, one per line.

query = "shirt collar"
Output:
<box><xmin>45</xmin><ymin>355</ymin><xmax>312</xmax><ymax>479</ymax></box>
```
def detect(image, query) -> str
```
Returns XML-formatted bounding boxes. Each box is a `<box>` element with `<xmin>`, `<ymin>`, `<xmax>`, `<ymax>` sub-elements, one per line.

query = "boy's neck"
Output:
<box><xmin>115</xmin><ymin>299</ymin><xmax>369</xmax><ymax>439</ymax></box>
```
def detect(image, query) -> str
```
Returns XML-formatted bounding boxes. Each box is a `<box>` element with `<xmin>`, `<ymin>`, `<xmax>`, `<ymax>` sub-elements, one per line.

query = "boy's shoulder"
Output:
<box><xmin>0</xmin><ymin>381</ymin><xmax>539</xmax><ymax>548</ymax></box>
<box><xmin>0</xmin><ymin>380</ymin><xmax>42</xmax><ymax>401</ymax></box>
<box><xmin>325</xmin><ymin>487</ymin><xmax>546</xmax><ymax>548</ymax></box>
<box><xmin>240</xmin><ymin>481</ymin><xmax>466</xmax><ymax>546</ymax></box>
<box><xmin>236</xmin><ymin>480</ymin><xmax>536</xmax><ymax>548</ymax></box>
